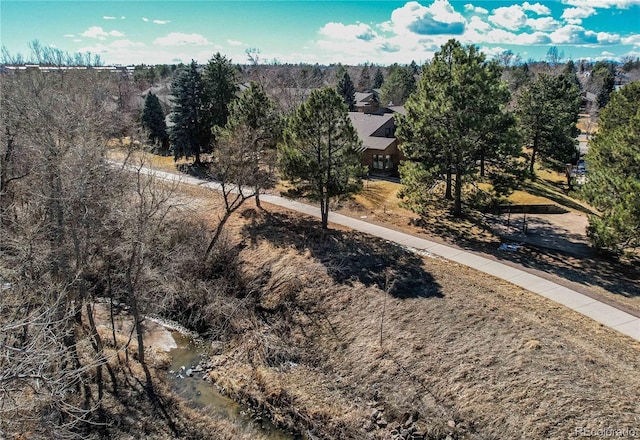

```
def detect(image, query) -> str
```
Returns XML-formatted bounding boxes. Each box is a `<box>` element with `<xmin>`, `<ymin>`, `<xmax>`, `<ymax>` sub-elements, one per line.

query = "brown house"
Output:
<box><xmin>348</xmin><ymin>107</ymin><xmax>404</xmax><ymax>176</ymax></box>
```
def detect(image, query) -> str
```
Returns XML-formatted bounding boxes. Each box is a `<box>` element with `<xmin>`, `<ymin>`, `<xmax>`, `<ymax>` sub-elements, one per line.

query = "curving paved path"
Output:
<box><xmin>127</xmin><ymin>164</ymin><xmax>640</xmax><ymax>342</ymax></box>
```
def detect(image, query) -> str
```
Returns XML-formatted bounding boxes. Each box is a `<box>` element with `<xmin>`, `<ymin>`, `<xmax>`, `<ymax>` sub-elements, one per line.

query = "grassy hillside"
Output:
<box><xmin>149</xmin><ymin>181</ymin><xmax>639</xmax><ymax>439</ymax></box>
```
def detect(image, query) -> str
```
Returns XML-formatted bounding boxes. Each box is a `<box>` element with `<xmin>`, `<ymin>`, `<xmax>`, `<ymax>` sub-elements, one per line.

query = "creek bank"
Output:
<box><xmin>88</xmin><ymin>302</ymin><xmax>300</xmax><ymax>438</ymax></box>
<box><xmin>167</xmin><ymin>331</ymin><xmax>300</xmax><ymax>440</ymax></box>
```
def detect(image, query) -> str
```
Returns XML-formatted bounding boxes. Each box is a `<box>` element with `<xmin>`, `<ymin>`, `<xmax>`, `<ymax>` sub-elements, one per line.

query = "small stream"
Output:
<box><xmin>167</xmin><ymin>332</ymin><xmax>298</xmax><ymax>440</ymax></box>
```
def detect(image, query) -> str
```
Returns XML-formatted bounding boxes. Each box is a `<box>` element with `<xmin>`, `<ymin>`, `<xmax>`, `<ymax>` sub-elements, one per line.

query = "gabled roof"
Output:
<box><xmin>388</xmin><ymin>105</ymin><xmax>406</xmax><ymax>115</ymax></box>
<box><xmin>354</xmin><ymin>92</ymin><xmax>375</xmax><ymax>104</ymax></box>
<box><xmin>348</xmin><ymin>112</ymin><xmax>397</xmax><ymax>152</ymax></box>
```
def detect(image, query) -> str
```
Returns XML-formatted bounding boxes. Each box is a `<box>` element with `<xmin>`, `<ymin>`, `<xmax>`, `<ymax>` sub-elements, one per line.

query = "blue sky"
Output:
<box><xmin>1</xmin><ymin>1</ymin><xmax>639</xmax><ymax>65</ymax></box>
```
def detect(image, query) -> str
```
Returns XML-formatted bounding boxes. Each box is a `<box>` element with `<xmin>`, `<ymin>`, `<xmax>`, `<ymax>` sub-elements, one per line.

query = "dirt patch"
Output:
<box><xmin>88</xmin><ymin>303</ymin><xmax>178</xmax><ymax>352</ymax></box>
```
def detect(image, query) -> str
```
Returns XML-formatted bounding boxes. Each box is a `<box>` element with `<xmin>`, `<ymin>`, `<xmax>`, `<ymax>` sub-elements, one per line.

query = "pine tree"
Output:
<box><xmin>337</xmin><ymin>70</ymin><xmax>356</xmax><ymax>111</ymax></box>
<box><xmin>141</xmin><ymin>92</ymin><xmax>167</xmax><ymax>148</ymax></box>
<box><xmin>582</xmin><ymin>82</ymin><xmax>640</xmax><ymax>255</ymax></box>
<box><xmin>169</xmin><ymin>60</ymin><xmax>210</xmax><ymax>165</ymax></box>
<box><xmin>516</xmin><ymin>73</ymin><xmax>580</xmax><ymax>177</ymax></box>
<box><xmin>357</xmin><ymin>64</ymin><xmax>371</xmax><ymax>91</ymax></box>
<box><xmin>373</xmin><ymin>68</ymin><xmax>384</xmax><ymax>89</ymax></box>
<box><xmin>203</xmin><ymin>52</ymin><xmax>239</xmax><ymax>132</ymax></box>
<box><xmin>589</xmin><ymin>61</ymin><xmax>616</xmax><ymax>109</ymax></box>
<box><xmin>397</xmin><ymin>39</ymin><xmax>520</xmax><ymax>217</ymax></box>
<box><xmin>380</xmin><ymin>64</ymin><xmax>415</xmax><ymax>106</ymax></box>
<box><xmin>278</xmin><ymin>87</ymin><xmax>365</xmax><ymax>229</ymax></box>
<box><xmin>409</xmin><ymin>60</ymin><xmax>420</xmax><ymax>75</ymax></box>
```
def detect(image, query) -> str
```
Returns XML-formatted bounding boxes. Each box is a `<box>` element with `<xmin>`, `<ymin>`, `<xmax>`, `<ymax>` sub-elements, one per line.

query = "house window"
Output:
<box><xmin>372</xmin><ymin>154</ymin><xmax>393</xmax><ymax>170</ymax></box>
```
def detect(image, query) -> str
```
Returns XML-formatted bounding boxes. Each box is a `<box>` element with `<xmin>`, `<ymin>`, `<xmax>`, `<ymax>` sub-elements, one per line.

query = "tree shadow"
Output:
<box><xmin>479</xmin><ymin>215</ymin><xmax>640</xmax><ymax>302</ymax></box>
<box><xmin>411</xmin><ymin>209</ymin><xmax>496</xmax><ymax>249</ymax></box>
<box><xmin>412</xmin><ymin>208</ymin><xmax>639</xmax><ymax>305</ymax></box>
<box><xmin>242</xmin><ymin>210</ymin><xmax>443</xmax><ymax>299</ymax></box>
<box><xmin>487</xmin><ymin>242</ymin><xmax>640</xmax><ymax>301</ymax></box>
<box><xmin>522</xmin><ymin>181</ymin><xmax>595</xmax><ymax>215</ymax></box>
<box><xmin>176</xmin><ymin>161</ymin><xmax>215</xmax><ymax>181</ymax></box>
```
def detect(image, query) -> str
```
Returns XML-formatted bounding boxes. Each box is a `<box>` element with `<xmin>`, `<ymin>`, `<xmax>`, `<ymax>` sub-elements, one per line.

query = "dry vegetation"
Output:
<box><xmin>126</xmin><ymin>181</ymin><xmax>640</xmax><ymax>439</ymax></box>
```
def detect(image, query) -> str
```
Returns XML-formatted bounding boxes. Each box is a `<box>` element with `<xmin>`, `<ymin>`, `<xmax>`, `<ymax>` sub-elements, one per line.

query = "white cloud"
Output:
<box><xmin>153</xmin><ymin>19</ymin><xmax>170</xmax><ymax>24</ymax></box>
<box><xmin>384</xmin><ymin>1</ymin><xmax>466</xmax><ymax>36</ymax></box>
<box><xmin>467</xmin><ymin>16</ymin><xmax>492</xmax><ymax>33</ymax></box>
<box><xmin>81</xmin><ymin>26</ymin><xmax>125</xmax><ymax>40</ymax></box>
<box><xmin>142</xmin><ymin>17</ymin><xmax>149</xmax><ymax>22</ymax></box>
<box><xmin>562</xmin><ymin>0</ymin><xmax>640</xmax><ymax>8</ymax></box>
<box><xmin>482</xmin><ymin>28</ymin><xmax>551</xmax><ymax>45</ymax></box>
<box><xmin>622</xmin><ymin>34</ymin><xmax>640</xmax><ymax>46</ymax></box>
<box><xmin>480</xmin><ymin>45</ymin><xmax>509</xmax><ymax>57</ymax></box>
<box><xmin>153</xmin><ymin>32</ymin><xmax>212</xmax><ymax>46</ymax></box>
<box><xmin>597</xmin><ymin>32</ymin><xmax>621</xmax><ymax>44</ymax></box>
<box><xmin>522</xmin><ymin>2</ymin><xmax>551</xmax><ymax>15</ymax></box>
<box><xmin>527</xmin><ymin>16</ymin><xmax>561</xmax><ymax>31</ymax></box>
<box><xmin>320</xmin><ymin>22</ymin><xmax>380</xmax><ymax>41</ymax></box>
<box><xmin>303</xmin><ymin>0</ymin><xmax>639</xmax><ymax>65</ymax></box>
<box><xmin>489</xmin><ymin>5</ymin><xmax>528</xmax><ymax>31</ymax></box>
<box><xmin>82</xmin><ymin>26</ymin><xmax>107</xmax><ymax>39</ymax></box>
<box><xmin>227</xmin><ymin>39</ymin><xmax>244</xmax><ymax>46</ymax></box>
<box><xmin>121</xmin><ymin>16</ymin><xmax>126</xmax><ymax>20</ymax></box>
<box><xmin>64</xmin><ymin>34</ymin><xmax>75</xmax><ymax>38</ymax></box>
<box><xmin>73</xmin><ymin>39</ymin><xmax>82</xmax><ymax>43</ymax></box>
<box><xmin>464</xmin><ymin>4</ymin><xmax>488</xmax><ymax>14</ymax></box>
<box><xmin>103</xmin><ymin>16</ymin><xmax>116</xmax><ymax>20</ymax></box>
<box><xmin>561</xmin><ymin>6</ymin><xmax>597</xmax><ymax>24</ymax></box>
<box><xmin>550</xmin><ymin>24</ymin><xmax>599</xmax><ymax>44</ymax></box>
<box><xmin>109</xmin><ymin>39</ymin><xmax>145</xmax><ymax>49</ymax></box>
<box><xmin>489</xmin><ymin>3</ymin><xmax>559</xmax><ymax>31</ymax></box>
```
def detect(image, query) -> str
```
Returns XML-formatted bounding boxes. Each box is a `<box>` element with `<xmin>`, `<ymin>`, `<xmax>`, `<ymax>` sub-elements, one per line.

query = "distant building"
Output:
<box><xmin>348</xmin><ymin>106</ymin><xmax>405</xmax><ymax>176</ymax></box>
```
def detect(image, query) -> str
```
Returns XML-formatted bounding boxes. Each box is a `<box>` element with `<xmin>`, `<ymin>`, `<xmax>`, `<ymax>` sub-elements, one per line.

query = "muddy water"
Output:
<box><xmin>167</xmin><ymin>332</ymin><xmax>297</xmax><ymax>440</ymax></box>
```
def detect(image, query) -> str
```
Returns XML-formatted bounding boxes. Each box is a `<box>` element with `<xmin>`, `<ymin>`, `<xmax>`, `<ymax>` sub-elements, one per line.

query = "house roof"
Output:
<box><xmin>388</xmin><ymin>105</ymin><xmax>406</xmax><ymax>115</ymax></box>
<box><xmin>348</xmin><ymin>112</ymin><xmax>397</xmax><ymax>152</ymax></box>
<box><xmin>354</xmin><ymin>92</ymin><xmax>375</xmax><ymax>104</ymax></box>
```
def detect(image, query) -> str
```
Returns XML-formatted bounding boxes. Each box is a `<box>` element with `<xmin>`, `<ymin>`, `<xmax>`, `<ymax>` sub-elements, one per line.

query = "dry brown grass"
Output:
<box><xmin>167</xmin><ymin>190</ymin><xmax>640</xmax><ymax>440</ymax></box>
<box><xmin>106</xmin><ymin>146</ymin><xmax>188</xmax><ymax>174</ymax></box>
<box><xmin>577</xmin><ymin>115</ymin><xmax>598</xmax><ymax>134</ymax></box>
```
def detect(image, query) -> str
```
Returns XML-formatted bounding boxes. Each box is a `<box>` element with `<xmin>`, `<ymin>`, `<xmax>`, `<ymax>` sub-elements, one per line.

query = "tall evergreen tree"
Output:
<box><xmin>409</xmin><ymin>60</ymin><xmax>420</xmax><ymax>75</ymax></box>
<box><xmin>397</xmin><ymin>39</ymin><xmax>520</xmax><ymax>217</ymax></box>
<box><xmin>582</xmin><ymin>82</ymin><xmax>640</xmax><ymax>255</ymax></box>
<box><xmin>357</xmin><ymin>63</ymin><xmax>371</xmax><ymax>91</ymax></box>
<box><xmin>203</xmin><ymin>52</ymin><xmax>239</xmax><ymax>133</ymax></box>
<box><xmin>141</xmin><ymin>92</ymin><xmax>167</xmax><ymax>148</ymax></box>
<box><xmin>516</xmin><ymin>73</ymin><xmax>580</xmax><ymax>177</ymax></box>
<box><xmin>511</xmin><ymin>62</ymin><xmax>532</xmax><ymax>91</ymax></box>
<box><xmin>373</xmin><ymin>68</ymin><xmax>384</xmax><ymax>89</ymax></box>
<box><xmin>380</xmin><ymin>64</ymin><xmax>415</xmax><ymax>106</ymax></box>
<box><xmin>169</xmin><ymin>60</ymin><xmax>210</xmax><ymax>164</ymax></box>
<box><xmin>592</xmin><ymin>61</ymin><xmax>616</xmax><ymax>109</ymax></box>
<box><xmin>337</xmin><ymin>70</ymin><xmax>356</xmax><ymax>111</ymax></box>
<box><xmin>278</xmin><ymin>87</ymin><xmax>365</xmax><ymax>229</ymax></box>
<box><xmin>562</xmin><ymin>60</ymin><xmax>580</xmax><ymax>89</ymax></box>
